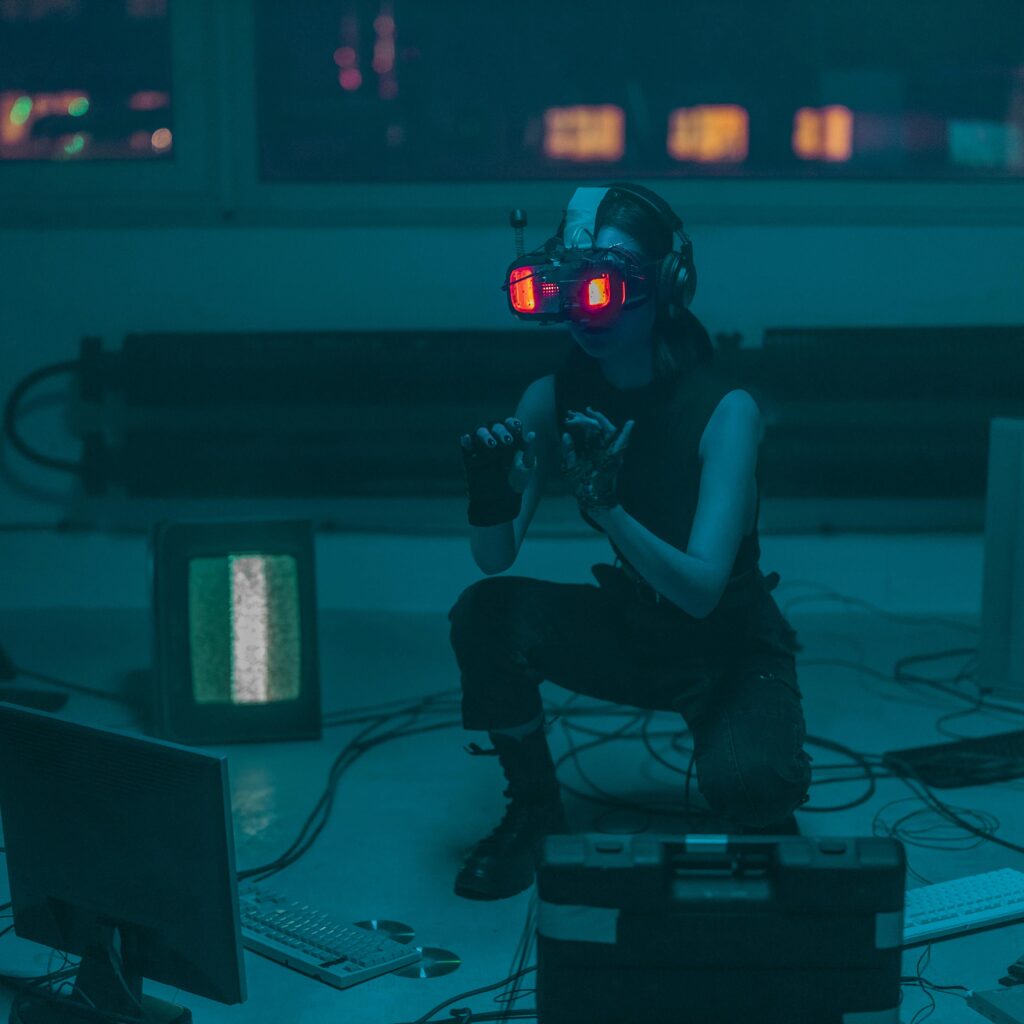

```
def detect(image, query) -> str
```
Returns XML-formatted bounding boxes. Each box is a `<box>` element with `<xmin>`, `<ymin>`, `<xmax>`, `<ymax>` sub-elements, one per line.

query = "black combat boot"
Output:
<box><xmin>454</xmin><ymin>726</ymin><xmax>569</xmax><ymax>901</ymax></box>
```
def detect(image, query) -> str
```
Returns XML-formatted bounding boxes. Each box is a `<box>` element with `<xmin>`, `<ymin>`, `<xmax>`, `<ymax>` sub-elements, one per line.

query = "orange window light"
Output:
<box><xmin>543</xmin><ymin>105</ymin><xmax>625</xmax><ymax>162</ymax></box>
<box><xmin>793</xmin><ymin>105</ymin><xmax>853</xmax><ymax>162</ymax></box>
<box><xmin>667</xmin><ymin>105</ymin><xmax>748</xmax><ymax>163</ymax></box>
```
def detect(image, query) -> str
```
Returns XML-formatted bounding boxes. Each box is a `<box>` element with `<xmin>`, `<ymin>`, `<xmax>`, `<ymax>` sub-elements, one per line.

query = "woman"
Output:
<box><xmin>450</xmin><ymin>183</ymin><xmax>812</xmax><ymax>901</ymax></box>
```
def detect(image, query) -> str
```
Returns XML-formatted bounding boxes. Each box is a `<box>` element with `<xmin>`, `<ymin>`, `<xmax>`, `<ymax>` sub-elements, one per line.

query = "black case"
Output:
<box><xmin>537</xmin><ymin>833</ymin><xmax>905</xmax><ymax>1024</ymax></box>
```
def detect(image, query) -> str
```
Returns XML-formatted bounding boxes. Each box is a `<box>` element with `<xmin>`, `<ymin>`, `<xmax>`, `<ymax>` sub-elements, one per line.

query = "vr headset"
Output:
<box><xmin>502</xmin><ymin>182</ymin><xmax>696</xmax><ymax>329</ymax></box>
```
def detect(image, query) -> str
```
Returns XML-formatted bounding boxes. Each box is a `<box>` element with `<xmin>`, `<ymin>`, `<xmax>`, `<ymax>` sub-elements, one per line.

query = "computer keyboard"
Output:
<box><xmin>238</xmin><ymin>883</ymin><xmax>421</xmax><ymax>989</ymax></box>
<box><xmin>903</xmin><ymin>868</ymin><xmax>1024</xmax><ymax>947</ymax></box>
<box><xmin>883</xmin><ymin>728</ymin><xmax>1024</xmax><ymax>788</ymax></box>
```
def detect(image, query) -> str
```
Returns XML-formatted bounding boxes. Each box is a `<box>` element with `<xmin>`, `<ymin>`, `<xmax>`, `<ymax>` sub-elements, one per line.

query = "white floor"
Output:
<box><xmin>0</xmin><ymin>532</ymin><xmax>1022</xmax><ymax>1023</ymax></box>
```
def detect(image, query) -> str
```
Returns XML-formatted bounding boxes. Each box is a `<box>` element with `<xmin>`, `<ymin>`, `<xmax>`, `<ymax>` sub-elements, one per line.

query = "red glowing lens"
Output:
<box><xmin>510</xmin><ymin>266</ymin><xmax>536</xmax><ymax>312</ymax></box>
<box><xmin>584</xmin><ymin>273</ymin><xmax>612</xmax><ymax>310</ymax></box>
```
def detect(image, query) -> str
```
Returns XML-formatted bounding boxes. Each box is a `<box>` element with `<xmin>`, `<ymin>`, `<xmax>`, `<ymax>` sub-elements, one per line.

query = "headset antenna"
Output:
<box><xmin>509</xmin><ymin>209</ymin><xmax>527</xmax><ymax>257</ymax></box>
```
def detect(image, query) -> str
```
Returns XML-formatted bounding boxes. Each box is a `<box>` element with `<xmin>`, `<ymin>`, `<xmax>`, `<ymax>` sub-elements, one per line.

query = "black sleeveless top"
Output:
<box><xmin>552</xmin><ymin>343</ymin><xmax>762</xmax><ymax>610</ymax></box>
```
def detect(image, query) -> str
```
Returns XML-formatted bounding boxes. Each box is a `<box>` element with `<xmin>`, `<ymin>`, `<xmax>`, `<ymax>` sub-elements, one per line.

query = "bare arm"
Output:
<box><xmin>586</xmin><ymin>389</ymin><xmax>761</xmax><ymax>617</ymax></box>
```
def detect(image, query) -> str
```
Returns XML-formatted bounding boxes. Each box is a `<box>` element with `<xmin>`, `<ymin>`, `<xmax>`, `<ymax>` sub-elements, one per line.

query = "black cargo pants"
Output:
<box><xmin>448</xmin><ymin>562</ymin><xmax>813</xmax><ymax>829</ymax></box>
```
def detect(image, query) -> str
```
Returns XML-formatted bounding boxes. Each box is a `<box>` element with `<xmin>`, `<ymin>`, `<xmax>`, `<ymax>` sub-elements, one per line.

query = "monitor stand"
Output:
<box><xmin>11</xmin><ymin>993</ymin><xmax>190</xmax><ymax>1023</ymax></box>
<box><xmin>9</xmin><ymin>935</ymin><xmax>192</xmax><ymax>1023</ymax></box>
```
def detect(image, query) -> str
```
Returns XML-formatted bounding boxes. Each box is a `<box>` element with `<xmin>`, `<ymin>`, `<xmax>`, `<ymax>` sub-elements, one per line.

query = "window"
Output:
<box><xmin>253</xmin><ymin>0</ymin><xmax>1024</xmax><ymax>183</ymax></box>
<box><xmin>0</xmin><ymin>0</ymin><xmax>174</xmax><ymax>163</ymax></box>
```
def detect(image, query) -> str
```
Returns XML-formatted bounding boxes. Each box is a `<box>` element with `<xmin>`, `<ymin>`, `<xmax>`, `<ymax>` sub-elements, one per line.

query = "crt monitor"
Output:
<box><xmin>0</xmin><ymin>703</ymin><xmax>246</xmax><ymax>1023</ymax></box>
<box><xmin>151</xmin><ymin>518</ymin><xmax>321</xmax><ymax>745</ymax></box>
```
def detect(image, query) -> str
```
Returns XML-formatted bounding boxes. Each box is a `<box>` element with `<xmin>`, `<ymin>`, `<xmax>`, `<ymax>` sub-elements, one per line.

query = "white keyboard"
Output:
<box><xmin>238</xmin><ymin>883</ymin><xmax>421</xmax><ymax>989</ymax></box>
<box><xmin>903</xmin><ymin>868</ymin><xmax>1024</xmax><ymax>947</ymax></box>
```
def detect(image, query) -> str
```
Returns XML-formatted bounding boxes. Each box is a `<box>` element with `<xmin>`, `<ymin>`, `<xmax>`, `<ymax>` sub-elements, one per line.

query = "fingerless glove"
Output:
<box><xmin>461</xmin><ymin>422</ymin><xmax>524</xmax><ymax>527</ymax></box>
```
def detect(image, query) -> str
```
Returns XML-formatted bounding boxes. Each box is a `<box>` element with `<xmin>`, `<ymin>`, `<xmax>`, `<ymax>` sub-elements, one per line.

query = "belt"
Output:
<box><xmin>614</xmin><ymin>558</ymin><xmax>776</xmax><ymax>610</ymax></box>
<box><xmin>615</xmin><ymin>556</ymin><xmax>665</xmax><ymax>606</ymax></box>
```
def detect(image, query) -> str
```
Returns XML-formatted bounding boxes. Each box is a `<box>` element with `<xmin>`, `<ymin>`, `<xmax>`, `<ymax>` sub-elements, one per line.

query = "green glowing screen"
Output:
<box><xmin>187</xmin><ymin>553</ymin><xmax>301</xmax><ymax>705</ymax></box>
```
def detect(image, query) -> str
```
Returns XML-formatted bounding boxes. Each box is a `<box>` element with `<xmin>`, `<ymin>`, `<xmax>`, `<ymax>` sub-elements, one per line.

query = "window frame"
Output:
<box><xmin>1</xmin><ymin>0</ymin><xmax>1022</xmax><ymax>228</ymax></box>
<box><xmin>0</xmin><ymin>0</ymin><xmax>227</xmax><ymax>227</ymax></box>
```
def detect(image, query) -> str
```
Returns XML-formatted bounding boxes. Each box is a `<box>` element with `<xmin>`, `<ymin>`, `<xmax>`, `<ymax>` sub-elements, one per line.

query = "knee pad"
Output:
<box><xmin>699</xmin><ymin>753</ymin><xmax>811</xmax><ymax>829</ymax></box>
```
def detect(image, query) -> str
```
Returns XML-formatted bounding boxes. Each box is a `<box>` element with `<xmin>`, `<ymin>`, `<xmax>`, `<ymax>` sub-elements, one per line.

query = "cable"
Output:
<box><xmin>484</xmin><ymin>893</ymin><xmax>538</xmax><ymax>1023</ymax></box>
<box><xmin>239</xmin><ymin>703</ymin><xmax>462</xmax><ymax>882</ymax></box>
<box><xmin>909</xmin><ymin>944</ymin><xmax>936</xmax><ymax>1024</ymax></box>
<box><xmin>4</xmin><ymin>579</ymin><xmax>1009</xmax><ymax>1023</ymax></box>
<box><xmin>896</xmin><ymin>943</ymin><xmax>974</xmax><ymax>1024</ymax></box>
<box><xmin>10</xmin><ymin>984</ymin><xmax>155</xmax><ymax>1024</ymax></box>
<box><xmin>885</xmin><ymin>757</ymin><xmax>1024</xmax><ymax>855</ymax></box>
<box><xmin>395</xmin><ymin>965</ymin><xmax>537</xmax><ymax>1024</ymax></box>
<box><xmin>795</xmin><ymin>736</ymin><xmax>885</xmax><ymax>813</ymax></box>
<box><xmin>777</xmin><ymin>584</ymin><xmax>980</xmax><ymax>636</ymax></box>
<box><xmin>2</xmin><ymin>360</ymin><xmax>82</xmax><ymax>473</ymax></box>
<box><xmin>106</xmin><ymin>933</ymin><xmax>154</xmax><ymax>1024</ymax></box>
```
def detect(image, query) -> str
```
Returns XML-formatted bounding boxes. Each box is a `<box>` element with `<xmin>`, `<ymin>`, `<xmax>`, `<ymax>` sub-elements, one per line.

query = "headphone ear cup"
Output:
<box><xmin>657</xmin><ymin>252</ymin><xmax>688</xmax><ymax>322</ymax></box>
<box><xmin>679</xmin><ymin>236</ymin><xmax>697</xmax><ymax>310</ymax></box>
<box><xmin>654</xmin><ymin>255</ymin><xmax>673</xmax><ymax>323</ymax></box>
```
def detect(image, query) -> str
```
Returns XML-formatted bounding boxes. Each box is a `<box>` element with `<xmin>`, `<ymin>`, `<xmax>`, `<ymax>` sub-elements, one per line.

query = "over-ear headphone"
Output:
<box><xmin>598</xmin><ymin>181</ymin><xmax>698</xmax><ymax>327</ymax></box>
<box><xmin>555</xmin><ymin>181</ymin><xmax>697</xmax><ymax>327</ymax></box>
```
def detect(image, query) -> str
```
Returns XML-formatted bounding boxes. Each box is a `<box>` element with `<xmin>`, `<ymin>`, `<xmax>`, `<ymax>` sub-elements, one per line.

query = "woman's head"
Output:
<box><xmin>577</xmin><ymin>184</ymin><xmax>713</xmax><ymax>378</ymax></box>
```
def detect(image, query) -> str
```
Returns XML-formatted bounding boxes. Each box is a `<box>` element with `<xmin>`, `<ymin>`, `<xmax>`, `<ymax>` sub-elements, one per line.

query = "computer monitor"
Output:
<box><xmin>151</xmin><ymin>518</ymin><xmax>321</xmax><ymax>745</ymax></box>
<box><xmin>978</xmin><ymin>418</ymin><xmax>1024</xmax><ymax>704</ymax></box>
<box><xmin>0</xmin><ymin>703</ymin><xmax>246</xmax><ymax>1023</ymax></box>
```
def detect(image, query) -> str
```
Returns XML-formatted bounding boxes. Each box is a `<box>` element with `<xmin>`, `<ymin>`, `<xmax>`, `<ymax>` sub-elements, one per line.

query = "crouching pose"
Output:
<box><xmin>450</xmin><ymin>182</ymin><xmax>812</xmax><ymax>901</ymax></box>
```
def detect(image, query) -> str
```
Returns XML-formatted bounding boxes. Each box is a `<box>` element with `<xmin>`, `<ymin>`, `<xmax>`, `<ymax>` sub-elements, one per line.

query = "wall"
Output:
<box><xmin>0</xmin><ymin>220</ymin><xmax>1020</xmax><ymax>610</ymax></box>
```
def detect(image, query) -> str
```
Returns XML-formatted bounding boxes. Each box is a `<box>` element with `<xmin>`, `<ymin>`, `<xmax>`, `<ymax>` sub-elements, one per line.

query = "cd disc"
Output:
<box><xmin>353</xmin><ymin>919</ymin><xmax>416</xmax><ymax>945</ymax></box>
<box><xmin>395</xmin><ymin>946</ymin><xmax>461</xmax><ymax>979</ymax></box>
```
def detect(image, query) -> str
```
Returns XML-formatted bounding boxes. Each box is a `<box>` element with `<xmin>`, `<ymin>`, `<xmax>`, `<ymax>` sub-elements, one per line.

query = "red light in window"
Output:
<box><xmin>339</xmin><ymin>68</ymin><xmax>363</xmax><ymax>91</ymax></box>
<box><xmin>510</xmin><ymin>267</ymin><xmax>536</xmax><ymax>312</ymax></box>
<box><xmin>584</xmin><ymin>274</ymin><xmax>612</xmax><ymax>310</ymax></box>
<box><xmin>128</xmin><ymin>90</ymin><xmax>169</xmax><ymax>112</ymax></box>
<box><xmin>334</xmin><ymin>46</ymin><xmax>357</xmax><ymax>68</ymax></box>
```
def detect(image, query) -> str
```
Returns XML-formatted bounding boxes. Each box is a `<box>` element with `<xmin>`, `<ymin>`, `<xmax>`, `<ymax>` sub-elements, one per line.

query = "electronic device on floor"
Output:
<box><xmin>151</xmin><ymin>518</ymin><xmax>322</xmax><ymax>746</ymax></box>
<box><xmin>967</xmin><ymin>985</ymin><xmax>1024</xmax><ymax>1024</ymax></box>
<box><xmin>903</xmin><ymin>868</ymin><xmax>1024</xmax><ymax>947</ymax></box>
<box><xmin>0</xmin><ymin>703</ymin><xmax>246</xmax><ymax>1023</ymax></box>
<box><xmin>536</xmin><ymin>833</ymin><xmax>905</xmax><ymax>1024</ymax></box>
<box><xmin>238</xmin><ymin>883</ymin><xmax>420</xmax><ymax>989</ymax></box>
<box><xmin>978</xmin><ymin>417</ymin><xmax>1024</xmax><ymax>707</ymax></box>
<box><xmin>882</xmin><ymin>728</ymin><xmax>1024</xmax><ymax>788</ymax></box>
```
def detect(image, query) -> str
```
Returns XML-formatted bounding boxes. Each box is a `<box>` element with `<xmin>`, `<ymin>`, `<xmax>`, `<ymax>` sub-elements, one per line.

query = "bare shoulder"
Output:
<box><xmin>699</xmin><ymin>388</ymin><xmax>761</xmax><ymax>462</ymax></box>
<box><xmin>516</xmin><ymin>374</ymin><xmax>560</xmax><ymax>459</ymax></box>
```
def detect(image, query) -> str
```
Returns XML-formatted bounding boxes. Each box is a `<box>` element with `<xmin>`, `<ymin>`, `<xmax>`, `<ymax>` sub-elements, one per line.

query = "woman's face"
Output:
<box><xmin>566</xmin><ymin>224</ymin><xmax>657</xmax><ymax>358</ymax></box>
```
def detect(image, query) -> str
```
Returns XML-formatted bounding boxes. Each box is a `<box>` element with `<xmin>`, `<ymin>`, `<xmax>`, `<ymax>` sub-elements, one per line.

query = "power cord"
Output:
<box><xmin>2</xmin><ymin>360</ymin><xmax>82</xmax><ymax>474</ymax></box>
<box><xmin>898</xmin><ymin>943</ymin><xmax>972</xmax><ymax>1023</ymax></box>
<box><xmin>4</xmin><ymin>577</ymin><xmax>1018</xmax><ymax>1021</ymax></box>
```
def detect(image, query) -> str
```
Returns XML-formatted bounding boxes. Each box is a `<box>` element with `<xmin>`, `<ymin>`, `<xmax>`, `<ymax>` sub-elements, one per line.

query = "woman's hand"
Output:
<box><xmin>460</xmin><ymin>418</ymin><xmax>537</xmax><ymax>493</ymax></box>
<box><xmin>560</xmin><ymin>405</ymin><xmax>635</xmax><ymax>513</ymax></box>
<box><xmin>459</xmin><ymin>417</ymin><xmax>537</xmax><ymax>526</ymax></box>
